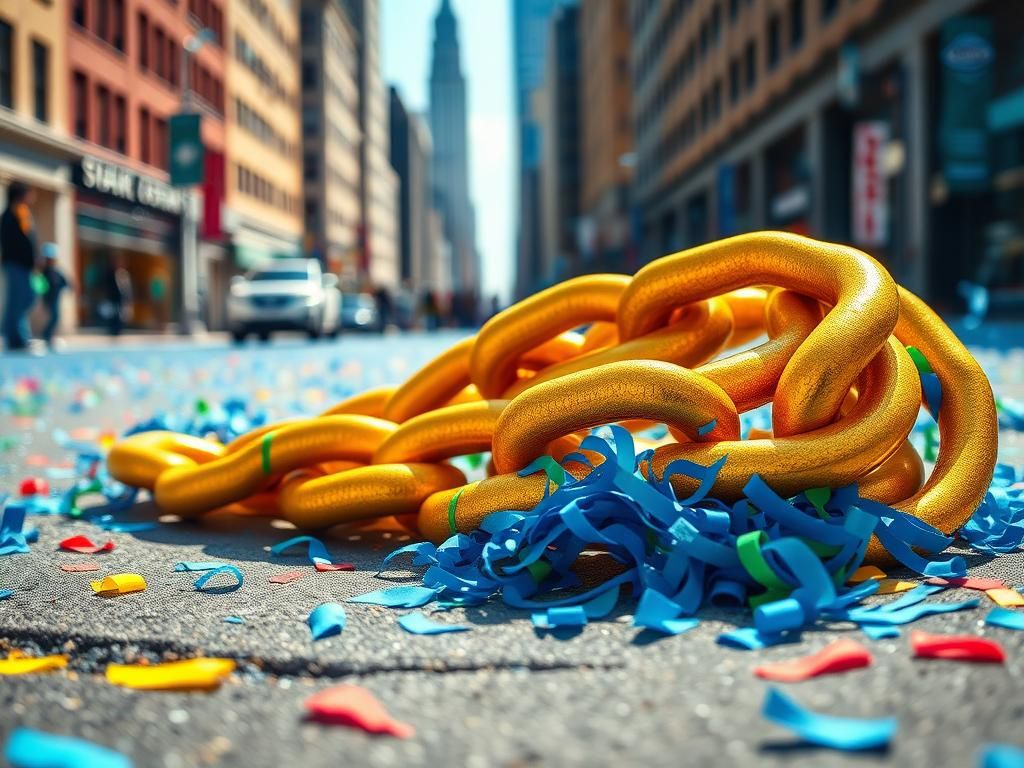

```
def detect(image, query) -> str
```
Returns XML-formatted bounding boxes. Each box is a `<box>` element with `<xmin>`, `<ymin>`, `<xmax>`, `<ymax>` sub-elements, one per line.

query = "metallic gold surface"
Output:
<box><xmin>492</xmin><ymin>360</ymin><xmax>741</xmax><ymax>474</ymax></box>
<box><xmin>501</xmin><ymin>299</ymin><xmax>734</xmax><ymax>399</ymax></box>
<box><xmin>647</xmin><ymin>338</ymin><xmax>920</xmax><ymax>501</ymax></box>
<box><xmin>618</xmin><ymin>232</ymin><xmax>899</xmax><ymax>436</ymax></box>
<box><xmin>471</xmin><ymin>274</ymin><xmax>631</xmax><ymax>398</ymax></box>
<box><xmin>279</xmin><ymin>462</ymin><xmax>466</xmax><ymax>529</ymax></box>
<box><xmin>105</xmin><ymin>232</ymin><xmax>998</xmax><ymax>569</ymax></box>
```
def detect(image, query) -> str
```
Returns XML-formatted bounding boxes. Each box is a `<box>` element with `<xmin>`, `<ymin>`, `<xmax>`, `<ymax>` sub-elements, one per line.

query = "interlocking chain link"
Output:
<box><xmin>106</xmin><ymin>232</ymin><xmax>999</xmax><ymax>564</ymax></box>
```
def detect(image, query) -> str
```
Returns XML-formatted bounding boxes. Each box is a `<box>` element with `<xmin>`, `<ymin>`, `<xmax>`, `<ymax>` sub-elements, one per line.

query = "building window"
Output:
<box><xmin>0</xmin><ymin>19</ymin><xmax>12</xmax><ymax>110</ymax></box>
<box><xmin>154</xmin><ymin>27</ymin><xmax>165</xmax><ymax>79</ymax></box>
<box><xmin>97</xmin><ymin>85</ymin><xmax>110</xmax><ymax>147</ymax></box>
<box><xmin>154</xmin><ymin>117</ymin><xmax>167</xmax><ymax>170</ymax></box>
<box><xmin>137</xmin><ymin>13</ymin><xmax>149</xmax><ymax>70</ymax></box>
<box><xmin>729</xmin><ymin>57</ymin><xmax>740</xmax><ymax>103</ymax></box>
<box><xmin>72</xmin><ymin>0</ymin><xmax>87</xmax><ymax>27</ymax></box>
<box><xmin>767</xmin><ymin>15</ymin><xmax>781</xmax><ymax>70</ymax></box>
<box><xmin>711</xmin><ymin>3</ymin><xmax>721</xmax><ymax>45</ymax></box>
<box><xmin>729</xmin><ymin>0</ymin><xmax>739</xmax><ymax>22</ymax></box>
<box><xmin>73</xmin><ymin>71</ymin><xmax>88</xmax><ymax>137</ymax></box>
<box><xmin>111</xmin><ymin>0</ymin><xmax>124</xmax><ymax>50</ymax></box>
<box><xmin>745</xmin><ymin>40</ymin><xmax>757</xmax><ymax>89</ymax></box>
<box><xmin>32</xmin><ymin>40</ymin><xmax>48</xmax><ymax>122</ymax></box>
<box><xmin>821</xmin><ymin>0</ymin><xmax>838</xmax><ymax>21</ymax></box>
<box><xmin>140</xmin><ymin>107</ymin><xmax>151</xmax><ymax>164</ymax></box>
<box><xmin>114</xmin><ymin>94</ymin><xmax>126</xmax><ymax>153</ymax></box>
<box><xmin>789</xmin><ymin>0</ymin><xmax>804</xmax><ymax>51</ymax></box>
<box><xmin>95</xmin><ymin>0</ymin><xmax>108</xmax><ymax>43</ymax></box>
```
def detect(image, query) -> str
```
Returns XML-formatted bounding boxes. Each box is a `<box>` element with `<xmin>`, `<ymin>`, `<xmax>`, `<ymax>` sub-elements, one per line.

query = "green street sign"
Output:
<box><xmin>169</xmin><ymin>112</ymin><xmax>204</xmax><ymax>187</ymax></box>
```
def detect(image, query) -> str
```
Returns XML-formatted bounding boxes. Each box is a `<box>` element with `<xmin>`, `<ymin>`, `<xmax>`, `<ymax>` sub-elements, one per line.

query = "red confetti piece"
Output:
<box><xmin>911</xmin><ymin>630</ymin><xmax>1006</xmax><ymax>663</ymax></box>
<box><xmin>925</xmin><ymin>576</ymin><xmax>1006</xmax><ymax>591</ymax></box>
<box><xmin>60</xmin><ymin>562</ymin><xmax>100</xmax><ymax>573</ymax></box>
<box><xmin>59</xmin><ymin>535</ymin><xmax>115</xmax><ymax>555</ymax></box>
<box><xmin>314</xmin><ymin>562</ymin><xmax>355</xmax><ymax>572</ymax></box>
<box><xmin>25</xmin><ymin>455</ymin><xmax>49</xmax><ymax>467</ymax></box>
<box><xmin>753</xmin><ymin>638</ymin><xmax>873</xmax><ymax>682</ymax></box>
<box><xmin>305</xmin><ymin>685</ymin><xmax>414</xmax><ymax>738</ymax></box>
<box><xmin>269</xmin><ymin>570</ymin><xmax>305</xmax><ymax>584</ymax></box>
<box><xmin>18</xmin><ymin>477</ymin><xmax>49</xmax><ymax>496</ymax></box>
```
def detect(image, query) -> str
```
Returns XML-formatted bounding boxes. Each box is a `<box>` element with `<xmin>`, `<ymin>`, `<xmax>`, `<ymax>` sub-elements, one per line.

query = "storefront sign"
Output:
<box><xmin>852</xmin><ymin>121</ymin><xmax>889</xmax><ymax>247</ymax></box>
<box><xmin>77</xmin><ymin>156</ymin><xmax>184</xmax><ymax>215</ymax></box>
<box><xmin>939</xmin><ymin>18</ymin><xmax>994</xmax><ymax>192</ymax></box>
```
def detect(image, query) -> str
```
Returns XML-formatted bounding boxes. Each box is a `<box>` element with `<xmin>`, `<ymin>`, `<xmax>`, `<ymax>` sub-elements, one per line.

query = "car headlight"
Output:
<box><xmin>354</xmin><ymin>308</ymin><xmax>372</xmax><ymax>324</ymax></box>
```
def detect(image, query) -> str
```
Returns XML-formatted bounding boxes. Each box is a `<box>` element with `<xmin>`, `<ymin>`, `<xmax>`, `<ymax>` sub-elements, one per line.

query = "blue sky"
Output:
<box><xmin>381</xmin><ymin>0</ymin><xmax>514</xmax><ymax>303</ymax></box>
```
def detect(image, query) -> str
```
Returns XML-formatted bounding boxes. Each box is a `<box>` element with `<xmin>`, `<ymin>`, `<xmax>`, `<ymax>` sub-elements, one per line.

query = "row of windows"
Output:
<box><xmin>186</xmin><ymin>0</ymin><xmax>224</xmax><ymax>45</ymax></box>
<box><xmin>234</xmin><ymin>31</ymin><xmax>294</xmax><ymax>103</ymax></box>
<box><xmin>72</xmin><ymin>0</ymin><xmax>126</xmax><ymax>53</ymax></box>
<box><xmin>234</xmin><ymin>97</ymin><xmax>298</xmax><ymax>158</ymax></box>
<box><xmin>637</xmin><ymin>0</ymin><xmax>818</xmax><ymax>141</ymax></box>
<box><xmin>72</xmin><ymin>69</ymin><xmax>171</xmax><ymax>170</ymax></box>
<box><xmin>241</xmin><ymin>0</ymin><xmax>297</xmax><ymax>55</ymax></box>
<box><xmin>189</xmin><ymin>59</ymin><xmax>225</xmax><ymax>114</ymax></box>
<box><xmin>0</xmin><ymin>18</ymin><xmax>50</xmax><ymax>124</ymax></box>
<box><xmin>235</xmin><ymin>162</ymin><xmax>300</xmax><ymax>214</ymax></box>
<box><xmin>303</xmin><ymin>200</ymin><xmax>356</xmax><ymax>234</ymax></box>
<box><xmin>303</xmin><ymin>152</ymin><xmax>358</xmax><ymax>192</ymax></box>
<box><xmin>136</xmin><ymin>13</ymin><xmax>180</xmax><ymax>88</ymax></box>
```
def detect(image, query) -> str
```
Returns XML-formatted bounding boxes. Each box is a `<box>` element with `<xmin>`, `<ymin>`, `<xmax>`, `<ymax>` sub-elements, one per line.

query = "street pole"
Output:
<box><xmin>178</xmin><ymin>34</ymin><xmax>208</xmax><ymax>335</ymax></box>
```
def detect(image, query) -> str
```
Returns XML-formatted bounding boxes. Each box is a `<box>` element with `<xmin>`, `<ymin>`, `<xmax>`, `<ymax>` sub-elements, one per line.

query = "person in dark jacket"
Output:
<box><xmin>1</xmin><ymin>182</ymin><xmax>39</xmax><ymax>350</ymax></box>
<box><xmin>40</xmin><ymin>243</ymin><xmax>70</xmax><ymax>348</ymax></box>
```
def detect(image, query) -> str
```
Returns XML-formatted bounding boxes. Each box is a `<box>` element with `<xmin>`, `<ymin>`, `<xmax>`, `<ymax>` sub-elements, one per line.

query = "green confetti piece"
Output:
<box><xmin>195</xmin><ymin>398</ymin><xmax>210</xmax><ymax>415</ymax></box>
<box><xmin>923</xmin><ymin>424</ymin><xmax>939</xmax><ymax>462</ymax></box>
<box><xmin>526</xmin><ymin>559</ymin><xmax>552</xmax><ymax>583</ymax></box>
<box><xmin>530</xmin><ymin>455</ymin><xmax>566</xmax><ymax>488</ymax></box>
<box><xmin>261</xmin><ymin>432</ymin><xmax>273</xmax><ymax>475</ymax></box>
<box><xmin>737</xmin><ymin>530</ymin><xmax>791</xmax><ymax>592</ymax></box>
<box><xmin>447</xmin><ymin>487</ymin><xmax>465</xmax><ymax>534</ymax></box>
<box><xmin>905</xmin><ymin>345</ymin><xmax>934</xmax><ymax>375</ymax></box>
<box><xmin>465</xmin><ymin>452</ymin><xmax>484</xmax><ymax>470</ymax></box>
<box><xmin>805</xmin><ymin>487</ymin><xmax>831</xmax><ymax>519</ymax></box>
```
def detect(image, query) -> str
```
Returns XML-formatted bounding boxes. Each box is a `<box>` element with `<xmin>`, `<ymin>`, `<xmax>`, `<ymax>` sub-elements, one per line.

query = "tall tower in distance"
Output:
<box><xmin>428</xmin><ymin>0</ymin><xmax>478</xmax><ymax>302</ymax></box>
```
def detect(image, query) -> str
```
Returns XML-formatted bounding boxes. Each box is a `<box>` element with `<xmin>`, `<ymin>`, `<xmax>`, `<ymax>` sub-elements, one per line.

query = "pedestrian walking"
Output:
<box><xmin>40</xmin><ymin>243</ymin><xmax>70</xmax><ymax>348</ymax></box>
<box><xmin>100</xmin><ymin>254</ymin><xmax>133</xmax><ymax>336</ymax></box>
<box><xmin>1</xmin><ymin>181</ymin><xmax>39</xmax><ymax>351</ymax></box>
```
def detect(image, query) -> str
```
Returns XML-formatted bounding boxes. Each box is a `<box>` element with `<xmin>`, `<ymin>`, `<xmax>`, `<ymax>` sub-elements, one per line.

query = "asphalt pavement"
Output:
<box><xmin>1</xmin><ymin>330</ymin><xmax>1023</xmax><ymax>768</ymax></box>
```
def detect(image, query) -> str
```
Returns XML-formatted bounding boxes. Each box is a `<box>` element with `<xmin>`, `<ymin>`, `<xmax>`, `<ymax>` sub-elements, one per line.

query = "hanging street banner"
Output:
<box><xmin>852</xmin><ymin>120</ymin><xmax>889</xmax><ymax>248</ymax></box>
<box><xmin>169</xmin><ymin>113</ymin><xmax>205</xmax><ymax>187</ymax></box>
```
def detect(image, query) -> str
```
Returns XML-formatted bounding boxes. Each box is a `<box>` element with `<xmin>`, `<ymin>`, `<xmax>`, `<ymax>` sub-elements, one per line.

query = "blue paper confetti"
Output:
<box><xmin>270</xmin><ymin>535</ymin><xmax>338</xmax><ymax>568</ymax></box>
<box><xmin>223</xmin><ymin>616</ymin><xmax>245</xmax><ymax>625</ymax></box>
<box><xmin>862</xmin><ymin>624</ymin><xmax>901</xmax><ymax>640</ymax></box>
<box><xmin>4</xmin><ymin>727</ymin><xmax>132</xmax><ymax>768</ymax></box>
<box><xmin>532</xmin><ymin>605</ymin><xmax>587</xmax><ymax>629</ymax></box>
<box><xmin>845</xmin><ymin>599</ymin><xmax>980</xmax><ymax>626</ymax></box>
<box><xmin>0</xmin><ymin>503</ymin><xmax>33</xmax><ymax>556</ymax></box>
<box><xmin>960</xmin><ymin>469</ymin><xmax>1024</xmax><ymax>554</ymax></box>
<box><xmin>762</xmin><ymin>687</ymin><xmax>897</xmax><ymax>751</ymax></box>
<box><xmin>0</xmin><ymin>589</ymin><xmax>13</xmax><ymax>600</ymax></box>
<box><xmin>174</xmin><ymin>561</ymin><xmax>229</xmax><ymax>572</ymax></box>
<box><xmin>308</xmin><ymin>603</ymin><xmax>347</xmax><ymax>640</ymax></box>
<box><xmin>398</xmin><ymin>611</ymin><xmax>470</xmax><ymax>635</ymax></box>
<box><xmin>348</xmin><ymin>585</ymin><xmax>440</xmax><ymax>608</ymax></box>
<box><xmin>633</xmin><ymin>589</ymin><xmax>700</xmax><ymax>635</ymax></box>
<box><xmin>193</xmin><ymin>565</ymin><xmax>244</xmax><ymax>593</ymax></box>
<box><xmin>985</xmin><ymin>608</ymin><xmax>1024</xmax><ymax>631</ymax></box>
<box><xmin>981</xmin><ymin>744</ymin><xmax>1024</xmax><ymax>768</ymax></box>
<box><xmin>717</xmin><ymin>627</ymin><xmax>800</xmax><ymax>651</ymax></box>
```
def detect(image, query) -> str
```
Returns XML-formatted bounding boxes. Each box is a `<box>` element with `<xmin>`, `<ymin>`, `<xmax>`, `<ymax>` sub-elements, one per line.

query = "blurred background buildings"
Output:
<box><xmin>0</xmin><ymin>0</ymin><xmax>1021</xmax><ymax>335</ymax></box>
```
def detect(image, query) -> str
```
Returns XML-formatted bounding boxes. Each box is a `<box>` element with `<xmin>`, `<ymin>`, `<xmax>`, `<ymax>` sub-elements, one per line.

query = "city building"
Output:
<box><xmin>388</xmin><ymin>86</ymin><xmax>432</xmax><ymax>297</ymax></box>
<box><xmin>0</xmin><ymin>0</ymin><xmax>79</xmax><ymax>332</ymax></box>
<box><xmin>428</xmin><ymin>0</ymin><xmax>478</xmax><ymax>303</ymax></box>
<box><xmin>300</xmin><ymin>0</ymin><xmax>361</xmax><ymax>284</ymax></box>
<box><xmin>224</xmin><ymin>0</ymin><xmax>302</xmax><ymax>276</ymax></box>
<box><xmin>579</xmin><ymin>0</ymin><xmax>633</xmax><ymax>275</ymax></box>
<box><xmin>630</xmin><ymin>0</ymin><xmax>1024</xmax><ymax>312</ymax></box>
<box><xmin>536</xmin><ymin>5</ymin><xmax>581</xmax><ymax>285</ymax></box>
<box><xmin>511</xmin><ymin>0</ymin><xmax>576</xmax><ymax>299</ymax></box>
<box><xmin>343</xmin><ymin>0</ymin><xmax>399</xmax><ymax>291</ymax></box>
<box><xmin>67</xmin><ymin>0</ymin><xmax>226</xmax><ymax>329</ymax></box>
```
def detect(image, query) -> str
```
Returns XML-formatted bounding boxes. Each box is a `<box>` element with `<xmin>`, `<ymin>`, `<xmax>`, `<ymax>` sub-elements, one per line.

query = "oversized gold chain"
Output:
<box><xmin>106</xmin><ymin>232</ymin><xmax>998</xmax><ymax>564</ymax></box>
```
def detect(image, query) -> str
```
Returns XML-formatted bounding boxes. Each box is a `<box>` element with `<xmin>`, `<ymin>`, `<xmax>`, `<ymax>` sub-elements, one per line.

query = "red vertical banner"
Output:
<box><xmin>852</xmin><ymin>121</ymin><xmax>889</xmax><ymax>247</ymax></box>
<box><xmin>201</xmin><ymin>150</ymin><xmax>225</xmax><ymax>240</ymax></box>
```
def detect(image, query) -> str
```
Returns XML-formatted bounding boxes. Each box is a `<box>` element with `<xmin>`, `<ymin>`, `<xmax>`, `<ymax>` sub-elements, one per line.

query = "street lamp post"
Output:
<box><xmin>177</xmin><ymin>29</ymin><xmax>215</xmax><ymax>336</ymax></box>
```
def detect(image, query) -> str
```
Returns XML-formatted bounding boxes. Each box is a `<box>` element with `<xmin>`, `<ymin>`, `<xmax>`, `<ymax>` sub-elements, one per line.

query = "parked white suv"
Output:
<box><xmin>227</xmin><ymin>259</ymin><xmax>341</xmax><ymax>342</ymax></box>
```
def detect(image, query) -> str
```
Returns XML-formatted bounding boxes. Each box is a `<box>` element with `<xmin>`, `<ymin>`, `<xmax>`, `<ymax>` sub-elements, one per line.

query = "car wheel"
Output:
<box><xmin>231</xmin><ymin>330</ymin><xmax>246</xmax><ymax>344</ymax></box>
<box><xmin>257</xmin><ymin>331</ymin><xmax>271</xmax><ymax>343</ymax></box>
<box><xmin>307</xmin><ymin>327</ymin><xmax>322</xmax><ymax>341</ymax></box>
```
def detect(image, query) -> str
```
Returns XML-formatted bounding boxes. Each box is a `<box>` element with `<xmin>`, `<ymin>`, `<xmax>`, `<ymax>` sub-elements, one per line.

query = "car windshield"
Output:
<box><xmin>250</xmin><ymin>270</ymin><xmax>309</xmax><ymax>281</ymax></box>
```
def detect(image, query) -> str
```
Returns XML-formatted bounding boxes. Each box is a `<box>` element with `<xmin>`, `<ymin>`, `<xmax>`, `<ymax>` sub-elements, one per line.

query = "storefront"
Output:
<box><xmin>928</xmin><ymin>3</ymin><xmax>1024</xmax><ymax>314</ymax></box>
<box><xmin>73</xmin><ymin>155</ymin><xmax>184</xmax><ymax>330</ymax></box>
<box><xmin>765</xmin><ymin>125</ymin><xmax>812</xmax><ymax>236</ymax></box>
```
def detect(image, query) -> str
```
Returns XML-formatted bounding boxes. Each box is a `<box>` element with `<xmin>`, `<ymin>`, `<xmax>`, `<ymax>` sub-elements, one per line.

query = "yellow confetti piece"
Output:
<box><xmin>848</xmin><ymin>566</ymin><xmax>887</xmax><ymax>584</ymax></box>
<box><xmin>90</xmin><ymin>573</ymin><xmax>147</xmax><ymax>596</ymax></box>
<box><xmin>986</xmin><ymin>588</ymin><xmax>1024</xmax><ymax>608</ymax></box>
<box><xmin>0</xmin><ymin>653</ymin><xmax>68</xmax><ymax>675</ymax></box>
<box><xmin>106</xmin><ymin>658</ymin><xmax>236</xmax><ymax>691</ymax></box>
<box><xmin>875</xmin><ymin>579</ymin><xmax>918</xmax><ymax>594</ymax></box>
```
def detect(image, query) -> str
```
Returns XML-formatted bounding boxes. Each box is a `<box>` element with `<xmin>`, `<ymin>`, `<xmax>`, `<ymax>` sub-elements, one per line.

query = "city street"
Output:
<box><xmin>1</xmin><ymin>330</ymin><xmax>1023</xmax><ymax>767</ymax></box>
